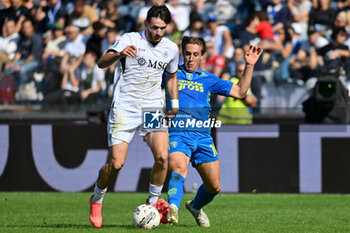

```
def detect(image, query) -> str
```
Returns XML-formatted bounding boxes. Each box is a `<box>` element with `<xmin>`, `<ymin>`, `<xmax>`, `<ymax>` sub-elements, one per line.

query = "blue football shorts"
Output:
<box><xmin>168</xmin><ymin>131</ymin><xmax>218</xmax><ymax>167</ymax></box>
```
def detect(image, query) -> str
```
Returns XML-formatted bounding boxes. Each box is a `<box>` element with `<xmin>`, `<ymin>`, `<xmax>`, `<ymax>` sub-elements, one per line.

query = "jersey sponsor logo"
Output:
<box><xmin>148</xmin><ymin>59</ymin><xmax>168</xmax><ymax>70</ymax></box>
<box><xmin>178</xmin><ymin>80</ymin><xmax>204</xmax><ymax>92</ymax></box>
<box><xmin>138</xmin><ymin>57</ymin><xmax>146</xmax><ymax>66</ymax></box>
<box><xmin>135</xmin><ymin>57</ymin><xmax>168</xmax><ymax>70</ymax></box>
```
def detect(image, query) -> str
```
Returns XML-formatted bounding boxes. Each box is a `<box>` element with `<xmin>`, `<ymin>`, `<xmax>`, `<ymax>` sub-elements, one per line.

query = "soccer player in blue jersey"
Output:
<box><xmin>166</xmin><ymin>36</ymin><xmax>262</xmax><ymax>227</ymax></box>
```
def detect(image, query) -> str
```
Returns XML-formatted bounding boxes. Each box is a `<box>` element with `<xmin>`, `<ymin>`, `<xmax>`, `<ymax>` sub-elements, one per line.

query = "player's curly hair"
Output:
<box><xmin>146</xmin><ymin>5</ymin><xmax>172</xmax><ymax>24</ymax></box>
<box><xmin>181</xmin><ymin>36</ymin><xmax>206</xmax><ymax>55</ymax></box>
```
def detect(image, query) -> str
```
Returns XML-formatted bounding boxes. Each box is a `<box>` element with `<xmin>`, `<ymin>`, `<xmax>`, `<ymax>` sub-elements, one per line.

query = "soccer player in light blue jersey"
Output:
<box><xmin>166</xmin><ymin>36</ymin><xmax>262</xmax><ymax>227</ymax></box>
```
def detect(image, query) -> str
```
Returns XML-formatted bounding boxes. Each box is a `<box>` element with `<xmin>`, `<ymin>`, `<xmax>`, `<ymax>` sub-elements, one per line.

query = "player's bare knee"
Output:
<box><xmin>170</xmin><ymin>163</ymin><xmax>187</xmax><ymax>175</ymax></box>
<box><xmin>110</xmin><ymin>160</ymin><xmax>124</xmax><ymax>171</ymax></box>
<box><xmin>214</xmin><ymin>184</ymin><xmax>222</xmax><ymax>193</ymax></box>
<box><xmin>154</xmin><ymin>154</ymin><xmax>168</xmax><ymax>168</ymax></box>
<box><xmin>207</xmin><ymin>183</ymin><xmax>221</xmax><ymax>194</ymax></box>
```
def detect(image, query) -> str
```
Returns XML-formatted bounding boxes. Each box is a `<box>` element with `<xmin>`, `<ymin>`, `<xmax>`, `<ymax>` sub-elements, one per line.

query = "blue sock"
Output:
<box><xmin>167</xmin><ymin>173</ymin><xmax>185</xmax><ymax>209</ymax></box>
<box><xmin>192</xmin><ymin>184</ymin><xmax>217</xmax><ymax>210</ymax></box>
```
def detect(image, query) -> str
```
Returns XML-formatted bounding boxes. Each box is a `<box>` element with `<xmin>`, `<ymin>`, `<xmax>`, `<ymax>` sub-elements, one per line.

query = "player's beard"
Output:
<box><xmin>146</xmin><ymin>29</ymin><xmax>162</xmax><ymax>45</ymax></box>
<box><xmin>151</xmin><ymin>33</ymin><xmax>162</xmax><ymax>44</ymax></box>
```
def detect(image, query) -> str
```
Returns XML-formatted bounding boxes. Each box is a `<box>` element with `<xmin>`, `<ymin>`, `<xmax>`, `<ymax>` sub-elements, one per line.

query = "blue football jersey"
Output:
<box><xmin>167</xmin><ymin>64</ymin><xmax>233</xmax><ymax>132</ymax></box>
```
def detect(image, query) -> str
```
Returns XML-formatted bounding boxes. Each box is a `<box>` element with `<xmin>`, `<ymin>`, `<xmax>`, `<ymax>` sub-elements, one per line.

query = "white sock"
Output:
<box><xmin>92</xmin><ymin>183</ymin><xmax>107</xmax><ymax>204</ymax></box>
<box><xmin>148</xmin><ymin>183</ymin><xmax>163</xmax><ymax>205</ymax></box>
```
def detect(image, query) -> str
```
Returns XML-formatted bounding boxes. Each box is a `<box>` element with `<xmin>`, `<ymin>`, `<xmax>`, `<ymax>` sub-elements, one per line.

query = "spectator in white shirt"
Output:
<box><xmin>59</xmin><ymin>24</ymin><xmax>86</xmax><ymax>74</ymax></box>
<box><xmin>166</xmin><ymin>0</ymin><xmax>190</xmax><ymax>31</ymax></box>
<box><xmin>136</xmin><ymin>0</ymin><xmax>165</xmax><ymax>30</ymax></box>
<box><xmin>204</xmin><ymin>14</ymin><xmax>234</xmax><ymax>59</ymax></box>
<box><xmin>0</xmin><ymin>19</ymin><xmax>19</xmax><ymax>72</ymax></box>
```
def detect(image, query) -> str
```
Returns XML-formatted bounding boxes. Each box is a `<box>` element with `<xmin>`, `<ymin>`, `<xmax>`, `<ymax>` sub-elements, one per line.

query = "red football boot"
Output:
<box><xmin>154</xmin><ymin>198</ymin><xmax>170</xmax><ymax>224</ymax></box>
<box><xmin>89</xmin><ymin>195</ymin><xmax>103</xmax><ymax>228</ymax></box>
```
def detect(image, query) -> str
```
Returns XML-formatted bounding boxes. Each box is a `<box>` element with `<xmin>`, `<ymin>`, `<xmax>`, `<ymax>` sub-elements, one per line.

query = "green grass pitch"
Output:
<box><xmin>1</xmin><ymin>192</ymin><xmax>350</xmax><ymax>233</ymax></box>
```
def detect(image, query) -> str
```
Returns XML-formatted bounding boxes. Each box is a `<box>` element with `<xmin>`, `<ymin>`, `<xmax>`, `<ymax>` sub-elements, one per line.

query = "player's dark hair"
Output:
<box><xmin>181</xmin><ymin>36</ymin><xmax>206</xmax><ymax>55</ymax></box>
<box><xmin>146</xmin><ymin>5</ymin><xmax>171</xmax><ymax>24</ymax></box>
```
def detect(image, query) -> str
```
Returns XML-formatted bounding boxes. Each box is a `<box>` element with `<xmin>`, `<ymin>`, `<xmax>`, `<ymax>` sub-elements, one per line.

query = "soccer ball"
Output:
<box><xmin>132</xmin><ymin>204</ymin><xmax>160</xmax><ymax>229</ymax></box>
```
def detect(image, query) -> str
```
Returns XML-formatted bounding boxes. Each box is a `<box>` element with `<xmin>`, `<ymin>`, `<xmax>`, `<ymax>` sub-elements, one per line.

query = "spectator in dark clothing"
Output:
<box><xmin>35</xmin><ymin>0</ymin><xmax>68</xmax><ymax>34</ymax></box>
<box><xmin>183</xmin><ymin>13</ymin><xmax>206</xmax><ymax>38</ymax></box>
<box><xmin>308</xmin><ymin>0</ymin><xmax>336</xmax><ymax>35</ymax></box>
<box><xmin>222</xmin><ymin>47</ymin><xmax>245</xmax><ymax>79</ymax></box>
<box><xmin>261</xmin><ymin>25</ymin><xmax>293</xmax><ymax>81</ymax></box>
<box><xmin>259</xmin><ymin>0</ymin><xmax>270</xmax><ymax>10</ymax></box>
<box><xmin>68</xmin><ymin>0</ymin><xmax>98</xmax><ymax>36</ymax></box>
<box><xmin>336</xmin><ymin>0</ymin><xmax>350</xmax><ymax>11</ymax></box>
<box><xmin>99</xmin><ymin>0</ymin><xmax>126</xmax><ymax>33</ymax></box>
<box><xmin>5</xmin><ymin>19</ymin><xmax>43</xmax><ymax>90</ymax></box>
<box><xmin>41</xmin><ymin>23</ymin><xmax>67</xmax><ymax>95</ymax></box>
<box><xmin>0</xmin><ymin>0</ymin><xmax>30</xmax><ymax>36</ymax></box>
<box><xmin>289</xmin><ymin>28</ymin><xmax>329</xmax><ymax>81</ymax></box>
<box><xmin>266</xmin><ymin>0</ymin><xmax>290</xmax><ymax>32</ymax></box>
<box><xmin>241</xmin><ymin>13</ymin><xmax>274</xmax><ymax>79</ymax></box>
<box><xmin>42</xmin><ymin>55</ymin><xmax>81</xmax><ymax>109</ymax></box>
<box><xmin>313</xmin><ymin>27</ymin><xmax>350</xmax><ymax>76</ymax></box>
<box><xmin>86</xmin><ymin>21</ymin><xmax>106</xmax><ymax>60</ymax></box>
<box><xmin>240</xmin><ymin>12</ymin><xmax>273</xmax><ymax>108</ymax></box>
<box><xmin>100</xmin><ymin>28</ymin><xmax>118</xmax><ymax>54</ymax></box>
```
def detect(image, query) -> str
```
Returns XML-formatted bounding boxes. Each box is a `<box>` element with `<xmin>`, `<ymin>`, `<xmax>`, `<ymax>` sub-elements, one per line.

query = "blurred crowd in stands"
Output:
<box><xmin>0</xmin><ymin>0</ymin><xmax>349</xmax><ymax>113</ymax></box>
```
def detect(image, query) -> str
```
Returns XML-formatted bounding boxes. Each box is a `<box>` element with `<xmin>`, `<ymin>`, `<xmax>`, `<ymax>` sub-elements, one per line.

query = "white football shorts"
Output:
<box><xmin>107</xmin><ymin>107</ymin><xmax>168</xmax><ymax>147</ymax></box>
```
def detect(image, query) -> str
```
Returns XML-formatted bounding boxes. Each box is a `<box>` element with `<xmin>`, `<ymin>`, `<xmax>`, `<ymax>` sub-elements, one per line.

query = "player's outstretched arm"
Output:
<box><xmin>165</xmin><ymin>72</ymin><xmax>179</xmax><ymax>120</ymax></box>
<box><xmin>229</xmin><ymin>45</ymin><xmax>263</xmax><ymax>99</ymax></box>
<box><xmin>98</xmin><ymin>45</ymin><xmax>137</xmax><ymax>68</ymax></box>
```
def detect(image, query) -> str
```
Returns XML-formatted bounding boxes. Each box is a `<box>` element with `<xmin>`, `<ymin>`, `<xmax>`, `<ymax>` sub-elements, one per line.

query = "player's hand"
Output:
<box><xmin>121</xmin><ymin>45</ymin><xmax>137</xmax><ymax>58</ymax></box>
<box><xmin>245</xmin><ymin>45</ymin><xmax>263</xmax><ymax>66</ymax></box>
<box><xmin>165</xmin><ymin>108</ymin><xmax>178</xmax><ymax>121</ymax></box>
